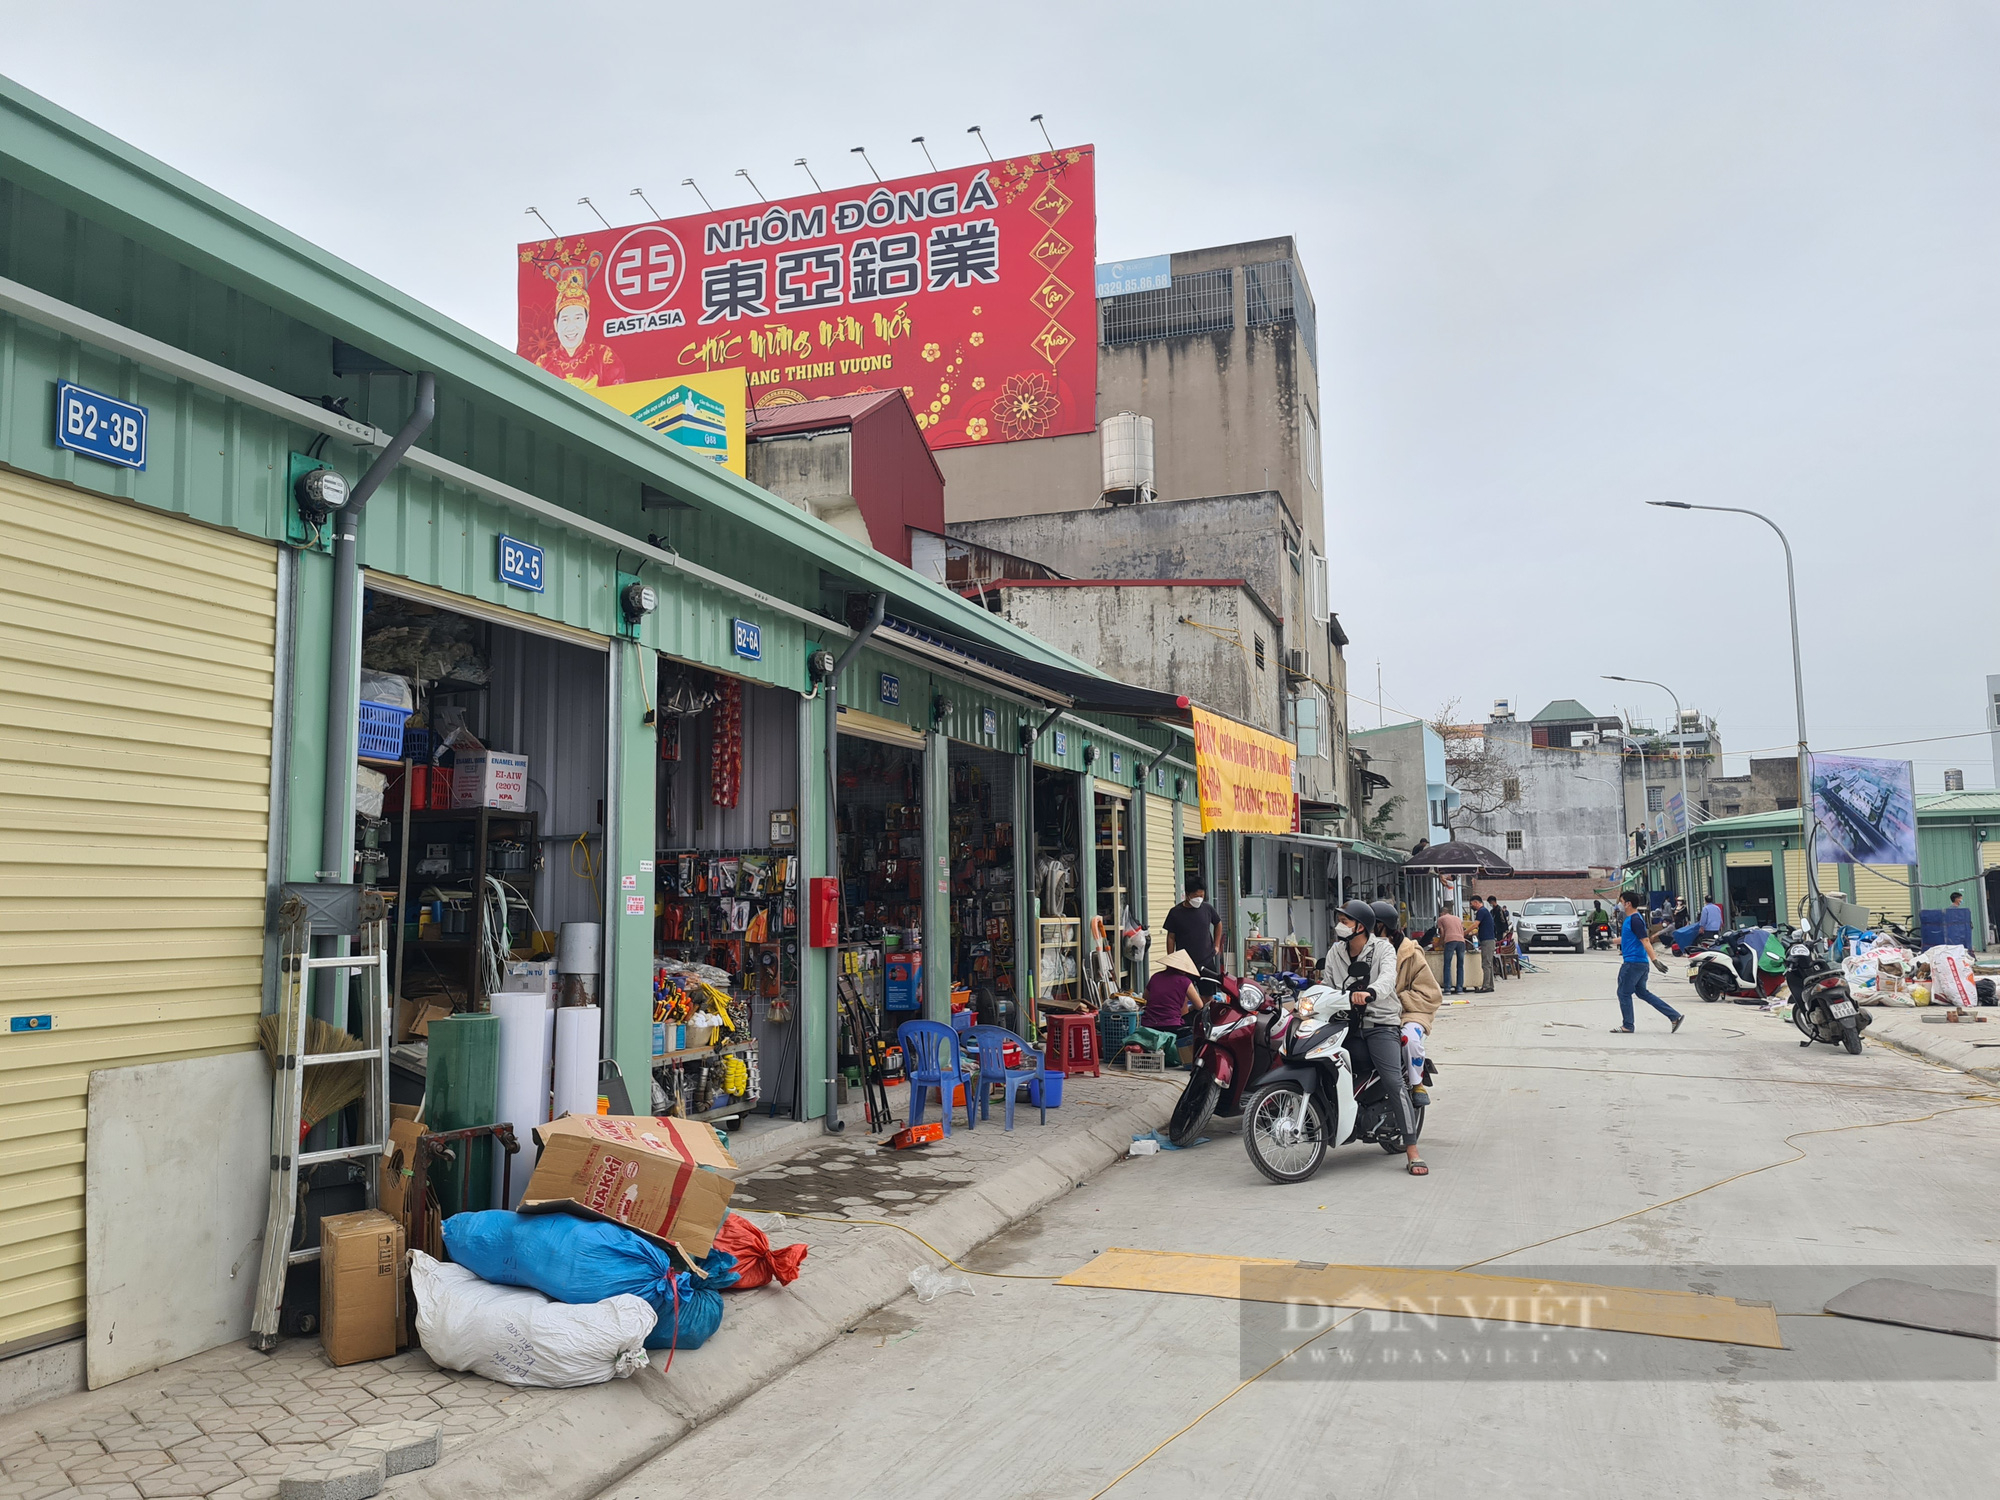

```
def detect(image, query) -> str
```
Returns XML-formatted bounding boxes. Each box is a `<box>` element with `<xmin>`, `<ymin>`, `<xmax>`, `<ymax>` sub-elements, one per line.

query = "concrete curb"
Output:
<box><xmin>404</xmin><ymin>1084</ymin><xmax>1180</xmax><ymax>1500</ymax></box>
<box><xmin>1867</xmin><ymin>1026</ymin><xmax>2000</xmax><ymax>1086</ymax></box>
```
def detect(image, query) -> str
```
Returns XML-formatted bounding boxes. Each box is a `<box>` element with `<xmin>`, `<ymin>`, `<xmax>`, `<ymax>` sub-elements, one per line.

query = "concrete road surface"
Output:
<box><xmin>602</xmin><ymin>951</ymin><xmax>2000</xmax><ymax>1500</ymax></box>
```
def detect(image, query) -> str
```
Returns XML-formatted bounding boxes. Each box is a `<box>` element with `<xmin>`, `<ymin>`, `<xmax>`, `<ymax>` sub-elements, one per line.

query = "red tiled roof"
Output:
<box><xmin>745</xmin><ymin>389</ymin><xmax>907</xmax><ymax>435</ymax></box>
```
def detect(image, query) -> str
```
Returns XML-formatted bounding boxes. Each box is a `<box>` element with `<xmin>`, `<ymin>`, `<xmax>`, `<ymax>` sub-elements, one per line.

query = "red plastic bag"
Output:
<box><xmin>711</xmin><ymin>1211</ymin><xmax>807</xmax><ymax>1290</ymax></box>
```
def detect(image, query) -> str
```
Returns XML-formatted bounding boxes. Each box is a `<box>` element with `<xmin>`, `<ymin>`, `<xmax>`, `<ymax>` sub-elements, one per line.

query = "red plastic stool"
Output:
<box><xmin>1041</xmin><ymin>1013</ymin><xmax>1101</xmax><ymax>1078</ymax></box>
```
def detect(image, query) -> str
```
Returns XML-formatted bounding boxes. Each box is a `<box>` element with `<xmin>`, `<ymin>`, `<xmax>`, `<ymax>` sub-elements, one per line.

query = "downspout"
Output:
<box><xmin>315</xmin><ymin>375</ymin><xmax>436</xmax><ymax>1024</ymax></box>
<box><xmin>823</xmin><ymin>592</ymin><xmax>885</xmax><ymax>1132</ymax></box>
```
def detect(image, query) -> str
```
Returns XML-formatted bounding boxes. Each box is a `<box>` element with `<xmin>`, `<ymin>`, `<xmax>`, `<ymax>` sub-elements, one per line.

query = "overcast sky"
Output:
<box><xmin>4</xmin><ymin>2</ymin><xmax>1993</xmax><ymax>787</ymax></box>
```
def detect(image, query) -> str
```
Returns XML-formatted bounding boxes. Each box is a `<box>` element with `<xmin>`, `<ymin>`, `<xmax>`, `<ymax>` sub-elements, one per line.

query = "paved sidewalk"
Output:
<box><xmin>0</xmin><ymin>1069</ymin><xmax>1176</xmax><ymax>1500</ymax></box>
<box><xmin>1860</xmin><ymin>1003</ymin><xmax>2000</xmax><ymax>1082</ymax></box>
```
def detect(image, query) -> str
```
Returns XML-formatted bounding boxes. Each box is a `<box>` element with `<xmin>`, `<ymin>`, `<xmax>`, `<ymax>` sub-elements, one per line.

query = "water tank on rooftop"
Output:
<box><xmin>1100</xmin><ymin>412</ymin><xmax>1155</xmax><ymax>505</ymax></box>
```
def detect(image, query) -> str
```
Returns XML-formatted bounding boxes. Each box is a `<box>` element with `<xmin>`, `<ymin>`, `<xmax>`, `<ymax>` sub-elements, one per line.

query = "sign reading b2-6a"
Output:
<box><xmin>517</xmin><ymin>147</ymin><xmax>1096</xmax><ymax>454</ymax></box>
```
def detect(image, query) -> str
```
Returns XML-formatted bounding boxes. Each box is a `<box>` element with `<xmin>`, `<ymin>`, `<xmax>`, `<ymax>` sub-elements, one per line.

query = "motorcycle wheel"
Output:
<box><xmin>1695</xmin><ymin>974</ymin><xmax>1727</xmax><ymax>1003</ymax></box>
<box><xmin>1841</xmin><ymin>1018</ymin><xmax>1863</xmax><ymax>1055</ymax></box>
<box><xmin>1168</xmin><ymin>1074</ymin><xmax>1221</xmax><ymax>1147</ymax></box>
<box><xmin>1242</xmin><ymin>1083</ymin><xmax>1328</xmax><ymax>1185</ymax></box>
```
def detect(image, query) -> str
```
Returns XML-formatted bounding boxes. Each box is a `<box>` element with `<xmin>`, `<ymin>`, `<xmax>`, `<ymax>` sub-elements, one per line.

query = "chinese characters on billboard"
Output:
<box><xmin>517</xmin><ymin>147</ymin><xmax>1096</xmax><ymax>453</ymax></box>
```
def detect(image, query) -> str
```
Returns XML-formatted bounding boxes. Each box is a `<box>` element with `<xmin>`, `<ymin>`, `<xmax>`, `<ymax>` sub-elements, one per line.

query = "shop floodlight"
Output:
<box><xmin>294</xmin><ymin>466</ymin><xmax>350</xmax><ymax>519</ymax></box>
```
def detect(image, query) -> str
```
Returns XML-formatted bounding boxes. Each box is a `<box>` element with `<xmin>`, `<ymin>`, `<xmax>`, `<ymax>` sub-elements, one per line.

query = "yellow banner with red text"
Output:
<box><xmin>1192</xmin><ymin>707</ymin><xmax>1296</xmax><ymax>834</ymax></box>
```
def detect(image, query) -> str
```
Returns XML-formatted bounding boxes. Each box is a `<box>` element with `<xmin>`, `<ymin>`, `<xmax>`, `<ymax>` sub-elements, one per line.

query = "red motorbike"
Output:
<box><xmin>1166</xmin><ymin>972</ymin><xmax>1282</xmax><ymax>1146</ymax></box>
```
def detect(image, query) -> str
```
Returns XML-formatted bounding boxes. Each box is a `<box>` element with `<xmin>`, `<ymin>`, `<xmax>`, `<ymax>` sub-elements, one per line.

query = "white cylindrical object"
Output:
<box><xmin>1101</xmin><ymin>411</ymin><xmax>1155</xmax><ymax>494</ymax></box>
<box><xmin>491</xmin><ymin>991</ymin><xmax>554</xmax><ymax>1207</ymax></box>
<box><xmin>557</xmin><ymin>922</ymin><xmax>602</xmax><ymax>976</ymax></box>
<box><xmin>552</xmin><ymin>1005</ymin><xmax>602</xmax><ymax>1119</ymax></box>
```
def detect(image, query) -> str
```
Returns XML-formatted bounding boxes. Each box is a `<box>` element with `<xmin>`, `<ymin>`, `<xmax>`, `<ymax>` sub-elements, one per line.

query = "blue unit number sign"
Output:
<box><xmin>498</xmin><ymin>535</ymin><xmax>545</xmax><ymax>592</ymax></box>
<box><xmin>982</xmin><ymin>708</ymin><xmax>998</xmax><ymax>738</ymax></box>
<box><xmin>879</xmin><ymin>673</ymin><xmax>900</xmax><ymax>706</ymax></box>
<box><xmin>732</xmin><ymin>618</ymin><xmax>762</xmax><ymax>661</ymax></box>
<box><xmin>55</xmin><ymin>382</ymin><xmax>146</xmax><ymax>470</ymax></box>
<box><xmin>1053</xmin><ymin>730</ymin><xmax>1068</xmax><ymax>757</ymax></box>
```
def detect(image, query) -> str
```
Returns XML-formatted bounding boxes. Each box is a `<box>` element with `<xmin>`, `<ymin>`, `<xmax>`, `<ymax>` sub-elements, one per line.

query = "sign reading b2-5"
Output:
<box><xmin>498</xmin><ymin>534</ymin><xmax>545</xmax><ymax>593</ymax></box>
<box><xmin>55</xmin><ymin>382</ymin><xmax>147</xmax><ymax>470</ymax></box>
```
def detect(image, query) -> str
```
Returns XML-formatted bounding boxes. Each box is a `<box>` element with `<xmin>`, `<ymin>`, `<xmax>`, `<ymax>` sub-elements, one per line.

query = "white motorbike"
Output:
<box><xmin>1240</xmin><ymin>980</ymin><xmax>1433</xmax><ymax>1185</ymax></box>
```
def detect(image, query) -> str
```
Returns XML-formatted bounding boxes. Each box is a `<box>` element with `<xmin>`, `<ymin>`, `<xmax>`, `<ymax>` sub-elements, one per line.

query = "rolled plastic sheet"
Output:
<box><xmin>491</xmin><ymin>990</ymin><xmax>554</xmax><ymax>1207</ymax></box>
<box><xmin>552</xmin><ymin>1005</ymin><xmax>603</xmax><ymax>1121</ymax></box>
<box><xmin>557</xmin><ymin>922</ymin><xmax>602</xmax><ymax>976</ymax></box>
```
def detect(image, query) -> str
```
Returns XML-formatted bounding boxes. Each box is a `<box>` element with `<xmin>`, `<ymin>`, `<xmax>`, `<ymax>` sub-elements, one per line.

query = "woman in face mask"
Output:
<box><xmin>1322</xmin><ymin>899</ymin><xmax>1427</xmax><ymax>1176</ymax></box>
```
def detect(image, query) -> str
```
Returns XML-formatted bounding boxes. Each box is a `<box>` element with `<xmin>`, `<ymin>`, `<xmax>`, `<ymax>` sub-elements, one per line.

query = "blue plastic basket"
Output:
<box><xmin>357</xmin><ymin>700</ymin><xmax>413</xmax><ymax>759</ymax></box>
<box><xmin>401</xmin><ymin>726</ymin><xmax>437</xmax><ymax>764</ymax></box>
<box><xmin>1098</xmin><ymin>1008</ymin><xmax>1137</xmax><ymax>1055</ymax></box>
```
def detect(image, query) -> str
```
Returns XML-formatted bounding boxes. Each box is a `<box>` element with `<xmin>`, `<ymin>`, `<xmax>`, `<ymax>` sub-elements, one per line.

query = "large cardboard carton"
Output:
<box><xmin>521</xmin><ymin>1114</ymin><xmax>736</xmax><ymax>1260</ymax></box>
<box><xmin>450</xmin><ymin>750</ymin><xmax>529</xmax><ymax>811</ymax></box>
<box><xmin>320</xmin><ymin>1209</ymin><xmax>405</xmax><ymax>1366</ymax></box>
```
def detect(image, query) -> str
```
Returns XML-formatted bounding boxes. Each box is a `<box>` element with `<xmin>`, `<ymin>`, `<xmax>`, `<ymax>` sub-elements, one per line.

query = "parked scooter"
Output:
<box><xmin>1239</xmin><ymin>976</ymin><xmax>1436</xmax><ymax>1184</ymax></box>
<box><xmin>1166</xmin><ymin>972</ymin><xmax>1280</xmax><ymax>1146</ymax></box>
<box><xmin>1688</xmin><ymin>928</ymin><xmax>1788</xmax><ymax>1004</ymax></box>
<box><xmin>1783</xmin><ymin>932</ymin><xmax>1869</xmax><ymax>1055</ymax></box>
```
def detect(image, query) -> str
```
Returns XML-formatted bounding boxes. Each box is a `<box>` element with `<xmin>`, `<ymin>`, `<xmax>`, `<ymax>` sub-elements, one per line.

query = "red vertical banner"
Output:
<box><xmin>517</xmin><ymin>148</ymin><xmax>1097</xmax><ymax>453</ymax></box>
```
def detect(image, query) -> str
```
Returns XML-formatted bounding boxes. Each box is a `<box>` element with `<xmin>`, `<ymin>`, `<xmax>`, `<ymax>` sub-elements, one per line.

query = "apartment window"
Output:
<box><xmin>1245</xmin><ymin>259</ymin><xmax>1319</xmax><ymax>372</ymax></box>
<box><xmin>1505</xmin><ymin>830</ymin><xmax>1524</xmax><ymax>852</ymax></box>
<box><xmin>1254</xmin><ymin>636</ymin><xmax>1267</xmax><ymax>670</ymax></box>
<box><xmin>1292</xmin><ymin>694</ymin><xmax>1320</xmax><ymax>758</ymax></box>
<box><xmin>1992</xmin><ymin>691</ymin><xmax>2000</xmax><ymax>727</ymax></box>
<box><xmin>1285</xmin><ymin>531</ymin><xmax>1301</xmax><ymax>573</ymax></box>
<box><xmin>1502</xmin><ymin>776</ymin><xmax>1521</xmax><ymax>802</ymax></box>
<box><xmin>1310</xmin><ymin>549</ymin><xmax>1329</xmax><ymax>623</ymax></box>
<box><xmin>1646</xmin><ymin>786</ymin><xmax>1664</xmax><ymax>813</ymax></box>
<box><xmin>1303</xmin><ymin>399</ymin><xmax>1321</xmax><ymax>490</ymax></box>
<box><xmin>1100</xmin><ymin>268</ymin><xmax>1234</xmax><ymax>346</ymax></box>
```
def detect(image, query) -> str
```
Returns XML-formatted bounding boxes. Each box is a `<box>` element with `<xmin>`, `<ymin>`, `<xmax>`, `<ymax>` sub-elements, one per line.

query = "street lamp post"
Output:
<box><xmin>1647</xmin><ymin>501</ymin><xmax>1820</xmax><ymax>926</ymax></box>
<box><xmin>1606</xmin><ymin>675</ymin><xmax>1694</xmax><ymax>916</ymax></box>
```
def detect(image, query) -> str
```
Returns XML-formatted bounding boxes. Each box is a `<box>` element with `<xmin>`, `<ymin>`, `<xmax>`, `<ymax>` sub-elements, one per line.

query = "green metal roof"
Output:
<box><xmin>1530</xmin><ymin>699</ymin><xmax>1599</xmax><ymax>723</ymax></box>
<box><xmin>1672</xmin><ymin>790</ymin><xmax>2000</xmax><ymax>849</ymax></box>
<box><xmin>0</xmin><ymin>75</ymin><xmax>1097</xmax><ymax>680</ymax></box>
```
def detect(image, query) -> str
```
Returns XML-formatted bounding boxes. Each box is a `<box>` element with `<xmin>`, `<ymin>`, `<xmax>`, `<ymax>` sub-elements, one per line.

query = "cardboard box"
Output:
<box><xmin>450</xmin><ymin>750</ymin><xmax>529</xmax><ymax>811</ymax></box>
<box><xmin>521</xmin><ymin>1114</ymin><xmax>737</xmax><ymax>1261</ymax></box>
<box><xmin>319</xmin><ymin>1209</ymin><xmax>406</xmax><ymax>1366</ymax></box>
<box><xmin>396</xmin><ymin>997</ymin><xmax>453</xmax><ymax>1042</ymax></box>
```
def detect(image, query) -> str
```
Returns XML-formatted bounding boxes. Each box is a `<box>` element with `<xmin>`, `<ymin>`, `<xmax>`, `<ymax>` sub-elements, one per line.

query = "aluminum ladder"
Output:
<box><xmin>249</xmin><ymin>884</ymin><xmax>393</xmax><ymax>1350</ymax></box>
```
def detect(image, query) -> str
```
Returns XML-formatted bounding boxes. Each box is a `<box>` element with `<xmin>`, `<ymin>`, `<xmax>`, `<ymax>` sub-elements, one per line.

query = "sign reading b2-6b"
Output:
<box><xmin>517</xmin><ymin>147</ymin><xmax>1095</xmax><ymax>453</ymax></box>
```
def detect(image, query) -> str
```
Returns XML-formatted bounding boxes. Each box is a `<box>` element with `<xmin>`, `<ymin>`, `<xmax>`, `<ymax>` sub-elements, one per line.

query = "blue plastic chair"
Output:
<box><xmin>968</xmin><ymin>1025</ymin><xmax>1047</xmax><ymax>1131</ymax></box>
<box><xmin>897</xmin><ymin>1020</ymin><xmax>976</xmax><ymax>1134</ymax></box>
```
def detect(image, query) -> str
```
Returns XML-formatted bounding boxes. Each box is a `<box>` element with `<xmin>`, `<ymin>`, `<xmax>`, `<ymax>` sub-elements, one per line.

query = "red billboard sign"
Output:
<box><xmin>517</xmin><ymin>147</ymin><xmax>1095</xmax><ymax>452</ymax></box>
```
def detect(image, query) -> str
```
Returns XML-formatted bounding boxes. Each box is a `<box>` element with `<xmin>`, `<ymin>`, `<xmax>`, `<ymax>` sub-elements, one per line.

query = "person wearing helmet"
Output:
<box><xmin>1323</xmin><ymin>899</ymin><xmax>1423</xmax><ymax>1174</ymax></box>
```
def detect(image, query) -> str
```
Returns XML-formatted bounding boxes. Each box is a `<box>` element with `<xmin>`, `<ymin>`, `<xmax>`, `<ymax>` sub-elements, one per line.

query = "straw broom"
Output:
<box><xmin>257</xmin><ymin>1013</ymin><xmax>371</xmax><ymax>1132</ymax></box>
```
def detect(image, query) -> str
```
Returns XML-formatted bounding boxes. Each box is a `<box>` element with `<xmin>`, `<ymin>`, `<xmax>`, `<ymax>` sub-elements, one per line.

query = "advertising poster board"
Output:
<box><xmin>1810</xmin><ymin>754</ymin><xmax>1917</xmax><ymax>866</ymax></box>
<box><xmin>518</xmin><ymin>148</ymin><xmax>1096</xmax><ymax>454</ymax></box>
<box><xmin>1192</xmin><ymin>708</ymin><xmax>1296</xmax><ymax>835</ymax></box>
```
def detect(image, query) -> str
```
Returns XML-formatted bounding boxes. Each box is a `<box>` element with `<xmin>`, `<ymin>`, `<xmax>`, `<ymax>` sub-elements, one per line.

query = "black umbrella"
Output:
<box><xmin>1398</xmin><ymin>839</ymin><xmax>1515</xmax><ymax>875</ymax></box>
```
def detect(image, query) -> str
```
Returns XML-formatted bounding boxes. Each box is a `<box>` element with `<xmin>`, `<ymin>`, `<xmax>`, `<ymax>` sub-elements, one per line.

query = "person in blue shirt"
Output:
<box><xmin>1699</xmin><ymin>898</ymin><xmax>1723</xmax><ymax>934</ymax></box>
<box><xmin>1470</xmin><ymin>894</ymin><xmax>1498</xmax><ymax>993</ymax></box>
<box><xmin>1613</xmin><ymin>890</ymin><xmax>1683</xmax><ymax>1034</ymax></box>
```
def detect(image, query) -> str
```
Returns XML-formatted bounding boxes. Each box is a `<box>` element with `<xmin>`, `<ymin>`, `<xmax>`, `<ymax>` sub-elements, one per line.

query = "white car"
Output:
<box><xmin>1519</xmin><ymin>897</ymin><xmax>1586</xmax><ymax>953</ymax></box>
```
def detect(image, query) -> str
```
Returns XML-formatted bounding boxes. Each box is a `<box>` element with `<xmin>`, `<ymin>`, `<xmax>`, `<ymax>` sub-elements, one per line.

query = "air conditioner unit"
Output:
<box><xmin>1286</xmin><ymin>648</ymin><xmax>1307</xmax><ymax>674</ymax></box>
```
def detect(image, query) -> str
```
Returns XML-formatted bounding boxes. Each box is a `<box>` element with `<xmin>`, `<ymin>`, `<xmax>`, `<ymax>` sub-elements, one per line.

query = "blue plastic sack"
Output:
<box><xmin>442</xmin><ymin>1212</ymin><xmax>734</xmax><ymax>1347</ymax></box>
<box><xmin>652</xmin><ymin>1273</ymin><xmax>725</xmax><ymax>1350</ymax></box>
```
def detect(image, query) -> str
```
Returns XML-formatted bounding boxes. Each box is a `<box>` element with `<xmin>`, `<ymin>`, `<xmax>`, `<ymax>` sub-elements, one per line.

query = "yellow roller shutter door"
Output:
<box><xmin>0</xmin><ymin>474</ymin><xmax>276</xmax><ymax>1353</ymax></box>
<box><xmin>1781</xmin><ymin>850</ymin><xmax>1845</xmax><ymax>925</ymax></box>
<box><xmin>1144</xmin><ymin>794</ymin><xmax>1178</xmax><ymax>966</ymax></box>
<box><xmin>1852</xmin><ymin>867</ymin><xmax>1913</xmax><ymax>924</ymax></box>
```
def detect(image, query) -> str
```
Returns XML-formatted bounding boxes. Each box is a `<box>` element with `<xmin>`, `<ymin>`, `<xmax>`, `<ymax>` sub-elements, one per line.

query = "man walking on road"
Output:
<box><xmin>1613</xmin><ymin>889</ymin><xmax>1683</xmax><ymax>1034</ymax></box>
<box><xmin>1471</xmin><ymin>894</ymin><xmax>1497</xmax><ymax>993</ymax></box>
<box><xmin>1164</xmin><ymin>880</ymin><xmax>1222</xmax><ymax>974</ymax></box>
<box><xmin>1437</xmin><ymin>906</ymin><xmax>1467</xmax><ymax>994</ymax></box>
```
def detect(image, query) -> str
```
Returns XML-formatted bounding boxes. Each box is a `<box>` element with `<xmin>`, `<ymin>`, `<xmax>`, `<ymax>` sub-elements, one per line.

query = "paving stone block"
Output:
<box><xmin>63</xmin><ymin>1452</ymin><xmax>173</xmax><ymax>1485</ymax></box>
<box><xmin>188</xmin><ymin>1411</ymin><xmax>288</xmax><ymax>1442</ymax></box>
<box><xmin>252</xmin><ymin>1419</ymin><xmax>351</xmax><ymax>1451</ymax></box>
<box><xmin>1</xmin><ymin>1447</ymin><xmax>55</xmax><ymax>1476</ymax></box>
<box><xmin>101</xmin><ymin>1428</ymin><xmax>201</xmax><ymax>1456</ymax></box>
<box><xmin>205</xmin><ymin>1483</ymin><xmax>278</xmax><ymax>1500</ymax></box>
<box><xmin>337</xmin><ymin>1423</ymin><xmax>439</xmax><ymax>1479</ymax></box>
<box><xmin>166</xmin><ymin>1437</ymin><xmax>266</xmax><ymax>1469</ymax></box>
<box><xmin>333</xmin><ymin>1401</ymin><xmax>438</xmax><ymax>1434</ymax></box>
<box><xmin>75</xmin><ymin>1482</ymin><xmax>145</xmax><ymax>1498</ymax></box>
<box><xmin>133</xmin><ymin>1464</ymin><xmax>240</xmax><ymax>1498</ymax></box>
<box><xmin>12</xmin><ymin>1474</ymin><xmax>81</xmax><ymax>1500</ymax></box>
<box><xmin>274</xmin><ymin>1450</ymin><xmax>383</xmax><ymax>1500</ymax></box>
